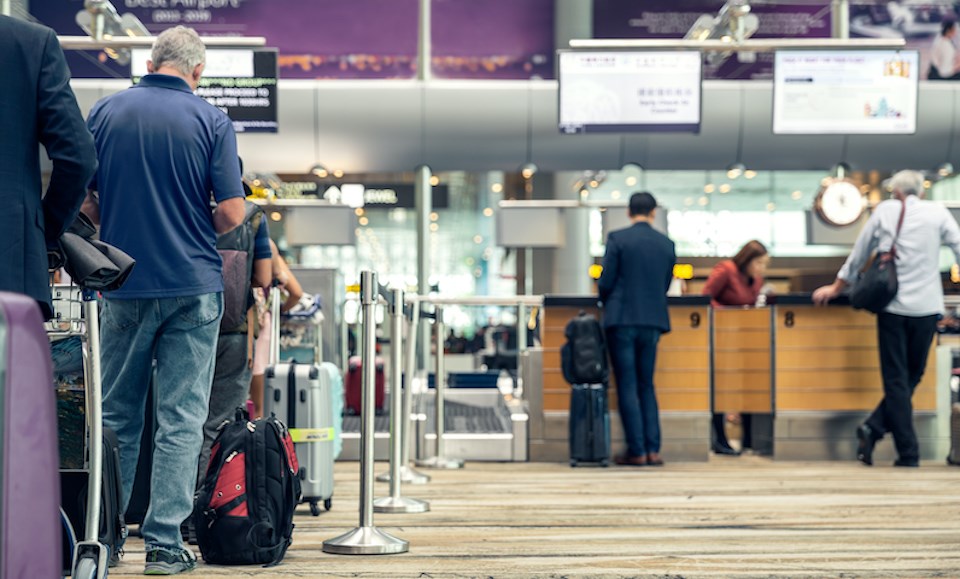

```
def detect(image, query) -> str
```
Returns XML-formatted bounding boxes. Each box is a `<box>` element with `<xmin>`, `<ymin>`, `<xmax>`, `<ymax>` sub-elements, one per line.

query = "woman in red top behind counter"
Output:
<box><xmin>702</xmin><ymin>240</ymin><xmax>770</xmax><ymax>456</ymax></box>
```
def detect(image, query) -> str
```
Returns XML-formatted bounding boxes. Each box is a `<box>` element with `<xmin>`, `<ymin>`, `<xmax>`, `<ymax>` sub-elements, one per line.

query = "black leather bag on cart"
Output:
<box><xmin>850</xmin><ymin>200</ymin><xmax>906</xmax><ymax>314</ymax></box>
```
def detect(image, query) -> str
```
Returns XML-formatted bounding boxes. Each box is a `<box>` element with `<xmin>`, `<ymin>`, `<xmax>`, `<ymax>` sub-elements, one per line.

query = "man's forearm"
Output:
<box><xmin>80</xmin><ymin>190</ymin><xmax>100</xmax><ymax>226</ymax></box>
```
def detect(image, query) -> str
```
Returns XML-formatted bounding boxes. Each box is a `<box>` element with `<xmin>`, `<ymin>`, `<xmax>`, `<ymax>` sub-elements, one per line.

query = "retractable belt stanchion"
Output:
<box><xmin>378</xmin><ymin>297</ymin><xmax>430</xmax><ymax>484</ymax></box>
<box><xmin>323</xmin><ymin>271</ymin><xmax>409</xmax><ymax>555</ymax></box>
<box><xmin>416</xmin><ymin>305</ymin><xmax>464</xmax><ymax>469</ymax></box>
<box><xmin>374</xmin><ymin>288</ymin><xmax>430</xmax><ymax>513</ymax></box>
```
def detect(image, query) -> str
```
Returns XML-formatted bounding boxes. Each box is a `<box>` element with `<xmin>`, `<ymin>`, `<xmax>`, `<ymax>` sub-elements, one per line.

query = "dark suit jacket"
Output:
<box><xmin>597</xmin><ymin>221</ymin><xmax>677</xmax><ymax>333</ymax></box>
<box><xmin>0</xmin><ymin>16</ymin><xmax>97</xmax><ymax>317</ymax></box>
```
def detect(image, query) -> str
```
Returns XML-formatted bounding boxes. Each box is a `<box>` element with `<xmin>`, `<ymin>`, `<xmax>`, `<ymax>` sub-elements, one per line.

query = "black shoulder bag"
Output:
<box><xmin>850</xmin><ymin>200</ymin><xmax>906</xmax><ymax>314</ymax></box>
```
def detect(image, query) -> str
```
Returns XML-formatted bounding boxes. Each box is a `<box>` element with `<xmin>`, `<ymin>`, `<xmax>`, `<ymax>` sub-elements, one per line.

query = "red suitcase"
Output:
<box><xmin>0</xmin><ymin>292</ymin><xmax>61</xmax><ymax>579</ymax></box>
<box><xmin>345</xmin><ymin>355</ymin><xmax>385</xmax><ymax>415</ymax></box>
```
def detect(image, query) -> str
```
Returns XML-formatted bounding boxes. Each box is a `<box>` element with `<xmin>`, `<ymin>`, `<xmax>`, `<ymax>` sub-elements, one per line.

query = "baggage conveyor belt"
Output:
<box><xmin>338</xmin><ymin>388</ymin><xmax>528</xmax><ymax>462</ymax></box>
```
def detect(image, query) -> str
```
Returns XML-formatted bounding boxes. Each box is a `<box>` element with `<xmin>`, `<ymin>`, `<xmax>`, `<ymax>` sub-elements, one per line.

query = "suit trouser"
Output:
<box><xmin>865</xmin><ymin>312</ymin><xmax>938</xmax><ymax>462</ymax></box>
<box><xmin>606</xmin><ymin>325</ymin><xmax>661</xmax><ymax>457</ymax></box>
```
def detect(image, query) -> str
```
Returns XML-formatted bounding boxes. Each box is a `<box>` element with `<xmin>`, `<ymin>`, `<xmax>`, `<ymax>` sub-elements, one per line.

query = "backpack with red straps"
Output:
<box><xmin>193</xmin><ymin>409</ymin><xmax>301</xmax><ymax>566</ymax></box>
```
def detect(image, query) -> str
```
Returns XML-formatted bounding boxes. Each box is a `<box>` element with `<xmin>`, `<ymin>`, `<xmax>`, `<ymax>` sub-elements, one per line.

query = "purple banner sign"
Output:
<box><xmin>31</xmin><ymin>0</ymin><xmax>553</xmax><ymax>80</ymax></box>
<box><xmin>432</xmin><ymin>0</ymin><xmax>554</xmax><ymax>79</ymax></box>
<box><xmin>593</xmin><ymin>0</ymin><xmax>832</xmax><ymax>80</ymax></box>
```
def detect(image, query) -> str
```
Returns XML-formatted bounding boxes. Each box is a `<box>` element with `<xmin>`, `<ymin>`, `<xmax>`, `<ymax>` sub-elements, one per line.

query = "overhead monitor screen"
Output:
<box><xmin>558</xmin><ymin>51</ymin><xmax>702</xmax><ymax>134</ymax></box>
<box><xmin>132</xmin><ymin>48</ymin><xmax>278</xmax><ymax>134</ymax></box>
<box><xmin>773</xmin><ymin>50</ymin><xmax>919</xmax><ymax>135</ymax></box>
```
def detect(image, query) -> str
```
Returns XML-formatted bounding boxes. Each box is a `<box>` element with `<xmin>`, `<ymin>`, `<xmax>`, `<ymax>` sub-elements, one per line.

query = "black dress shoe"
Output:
<box><xmin>614</xmin><ymin>453</ymin><xmax>648</xmax><ymax>466</ymax></box>
<box><xmin>856</xmin><ymin>424</ymin><xmax>878</xmax><ymax>466</ymax></box>
<box><xmin>712</xmin><ymin>442</ymin><xmax>740</xmax><ymax>456</ymax></box>
<box><xmin>894</xmin><ymin>458</ymin><xmax>919</xmax><ymax>468</ymax></box>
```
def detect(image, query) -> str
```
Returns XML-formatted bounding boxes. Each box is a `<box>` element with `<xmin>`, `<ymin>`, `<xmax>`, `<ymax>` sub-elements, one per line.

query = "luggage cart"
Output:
<box><xmin>278</xmin><ymin>293</ymin><xmax>324</xmax><ymax>365</ymax></box>
<box><xmin>49</xmin><ymin>285</ymin><xmax>110</xmax><ymax>579</ymax></box>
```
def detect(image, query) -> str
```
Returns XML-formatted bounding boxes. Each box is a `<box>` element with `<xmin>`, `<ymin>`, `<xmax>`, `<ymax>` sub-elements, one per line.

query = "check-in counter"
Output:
<box><xmin>533</xmin><ymin>295</ymin><xmax>711</xmax><ymax>462</ymax></box>
<box><xmin>771</xmin><ymin>294</ymin><xmax>944</xmax><ymax>461</ymax></box>
<box><xmin>712</xmin><ymin>307</ymin><xmax>775</xmax><ymax>453</ymax></box>
<box><xmin>530</xmin><ymin>293</ymin><xmax>950</xmax><ymax>463</ymax></box>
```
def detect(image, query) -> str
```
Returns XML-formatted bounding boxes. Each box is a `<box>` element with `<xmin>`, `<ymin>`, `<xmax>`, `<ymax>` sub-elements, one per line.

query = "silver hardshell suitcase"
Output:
<box><xmin>263</xmin><ymin>288</ymin><xmax>338</xmax><ymax>516</ymax></box>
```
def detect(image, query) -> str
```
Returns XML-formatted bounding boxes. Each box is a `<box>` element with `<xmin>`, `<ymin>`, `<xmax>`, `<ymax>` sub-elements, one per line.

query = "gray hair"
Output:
<box><xmin>150</xmin><ymin>26</ymin><xmax>205</xmax><ymax>77</ymax></box>
<box><xmin>888</xmin><ymin>170</ymin><xmax>925</xmax><ymax>196</ymax></box>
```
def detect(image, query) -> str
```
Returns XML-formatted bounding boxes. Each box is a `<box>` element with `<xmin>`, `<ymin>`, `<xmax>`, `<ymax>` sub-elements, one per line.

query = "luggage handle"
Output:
<box><xmin>269</xmin><ymin>284</ymin><xmax>282</xmax><ymax>367</ymax></box>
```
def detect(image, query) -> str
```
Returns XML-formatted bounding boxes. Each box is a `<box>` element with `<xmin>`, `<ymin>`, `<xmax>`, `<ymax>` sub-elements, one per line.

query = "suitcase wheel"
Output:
<box><xmin>569</xmin><ymin>459</ymin><xmax>578</xmax><ymax>468</ymax></box>
<box><xmin>309</xmin><ymin>500</ymin><xmax>321</xmax><ymax>517</ymax></box>
<box><xmin>73</xmin><ymin>556</ymin><xmax>98</xmax><ymax>579</ymax></box>
<box><xmin>324</xmin><ymin>497</ymin><xmax>332</xmax><ymax>511</ymax></box>
<box><xmin>599</xmin><ymin>459</ymin><xmax>610</xmax><ymax>468</ymax></box>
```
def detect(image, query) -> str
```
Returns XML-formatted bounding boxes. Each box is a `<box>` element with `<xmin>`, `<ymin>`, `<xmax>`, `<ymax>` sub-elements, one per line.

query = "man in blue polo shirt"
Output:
<box><xmin>86</xmin><ymin>25</ymin><xmax>245</xmax><ymax>575</ymax></box>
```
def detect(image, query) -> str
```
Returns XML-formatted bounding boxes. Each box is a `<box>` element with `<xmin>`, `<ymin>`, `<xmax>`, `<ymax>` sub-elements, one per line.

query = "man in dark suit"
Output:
<box><xmin>0</xmin><ymin>16</ymin><xmax>97</xmax><ymax>318</ymax></box>
<box><xmin>598</xmin><ymin>192</ymin><xmax>676</xmax><ymax>467</ymax></box>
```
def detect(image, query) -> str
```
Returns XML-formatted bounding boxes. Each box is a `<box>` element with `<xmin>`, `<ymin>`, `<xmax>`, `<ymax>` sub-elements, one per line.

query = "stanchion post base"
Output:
<box><xmin>322</xmin><ymin>526</ymin><xmax>409</xmax><ymax>555</ymax></box>
<box><xmin>376</xmin><ymin>465</ymin><xmax>432</xmax><ymax>484</ymax></box>
<box><xmin>373</xmin><ymin>496</ymin><xmax>430</xmax><ymax>514</ymax></box>
<box><xmin>415</xmin><ymin>455</ymin><xmax>465</xmax><ymax>469</ymax></box>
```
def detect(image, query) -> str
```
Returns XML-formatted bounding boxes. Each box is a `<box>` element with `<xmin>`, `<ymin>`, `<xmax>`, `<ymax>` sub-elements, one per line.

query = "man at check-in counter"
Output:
<box><xmin>598</xmin><ymin>192</ymin><xmax>676</xmax><ymax>467</ymax></box>
<box><xmin>813</xmin><ymin>170</ymin><xmax>960</xmax><ymax>468</ymax></box>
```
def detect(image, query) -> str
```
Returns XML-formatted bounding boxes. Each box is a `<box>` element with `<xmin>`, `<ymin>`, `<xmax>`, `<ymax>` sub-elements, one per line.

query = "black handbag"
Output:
<box><xmin>850</xmin><ymin>200</ymin><xmax>906</xmax><ymax>314</ymax></box>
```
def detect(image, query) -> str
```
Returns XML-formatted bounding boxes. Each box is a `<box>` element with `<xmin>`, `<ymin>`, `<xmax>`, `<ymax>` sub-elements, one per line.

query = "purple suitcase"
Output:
<box><xmin>0</xmin><ymin>292</ymin><xmax>61</xmax><ymax>579</ymax></box>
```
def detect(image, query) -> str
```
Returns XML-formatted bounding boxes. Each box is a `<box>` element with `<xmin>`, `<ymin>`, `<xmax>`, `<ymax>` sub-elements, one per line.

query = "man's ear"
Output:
<box><xmin>192</xmin><ymin>63</ymin><xmax>205</xmax><ymax>84</ymax></box>
<box><xmin>146</xmin><ymin>60</ymin><xmax>155</xmax><ymax>73</ymax></box>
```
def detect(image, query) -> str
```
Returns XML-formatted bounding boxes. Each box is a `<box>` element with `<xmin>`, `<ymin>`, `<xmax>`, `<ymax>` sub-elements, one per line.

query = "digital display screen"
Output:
<box><xmin>132</xmin><ymin>48</ymin><xmax>278</xmax><ymax>134</ymax></box>
<box><xmin>773</xmin><ymin>50</ymin><xmax>919</xmax><ymax>135</ymax></box>
<box><xmin>558</xmin><ymin>50</ymin><xmax>702</xmax><ymax>134</ymax></box>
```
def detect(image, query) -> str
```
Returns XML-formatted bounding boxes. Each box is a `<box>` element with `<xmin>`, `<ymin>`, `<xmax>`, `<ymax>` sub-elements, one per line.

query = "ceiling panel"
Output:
<box><xmin>314</xmin><ymin>81</ymin><xmax>422</xmax><ymax>173</ymax></box>
<box><xmin>67</xmin><ymin>79</ymin><xmax>960</xmax><ymax>174</ymax></box>
<box><xmin>425</xmin><ymin>81</ymin><xmax>526</xmax><ymax>171</ymax></box>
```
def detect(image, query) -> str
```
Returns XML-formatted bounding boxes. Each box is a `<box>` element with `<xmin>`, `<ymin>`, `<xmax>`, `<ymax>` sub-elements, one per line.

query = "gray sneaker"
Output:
<box><xmin>144</xmin><ymin>548</ymin><xmax>197</xmax><ymax>575</ymax></box>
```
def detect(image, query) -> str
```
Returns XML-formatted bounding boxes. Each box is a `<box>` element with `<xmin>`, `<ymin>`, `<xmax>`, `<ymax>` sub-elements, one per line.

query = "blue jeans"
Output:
<box><xmin>100</xmin><ymin>293</ymin><xmax>222</xmax><ymax>552</ymax></box>
<box><xmin>606</xmin><ymin>325</ymin><xmax>661</xmax><ymax>457</ymax></box>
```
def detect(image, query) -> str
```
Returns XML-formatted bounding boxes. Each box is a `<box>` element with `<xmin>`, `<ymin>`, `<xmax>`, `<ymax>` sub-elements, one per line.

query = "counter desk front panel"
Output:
<box><xmin>774</xmin><ymin>305</ymin><xmax>936</xmax><ymax>412</ymax></box>
<box><xmin>541</xmin><ymin>303</ymin><xmax>711</xmax><ymax>414</ymax></box>
<box><xmin>536</xmin><ymin>296</ymin><xmax>945</xmax><ymax>462</ymax></box>
<box><xmin>713</xmin><ymin>308</ymin><xmax>773</xmax><ymax>414</ymax></box>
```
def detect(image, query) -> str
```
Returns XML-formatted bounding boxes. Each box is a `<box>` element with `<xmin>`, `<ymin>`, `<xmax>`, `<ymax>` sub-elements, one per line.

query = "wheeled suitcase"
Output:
<box><xmin>345</xmin><ymin>355</ymin><xmax>385</xmax><ymax>414</ymax></box>
<box><xmin>569</xmin><ymin>383</ymin><xmax>610</xmax><ymax>467</ymax></box>
<box><xmin>265</xmin><ymin>361</ymin><xmax>340</xmax><ymax>516</ymax></box>
<box><xmin>0</xmin><ymin>292</ymin><xmax>62</xmax><ymax>579</ymax></box>
<box><xmin>263</xmin><ymin>287</ymin><xmax>339</xmax><ymax>515</ymax></box>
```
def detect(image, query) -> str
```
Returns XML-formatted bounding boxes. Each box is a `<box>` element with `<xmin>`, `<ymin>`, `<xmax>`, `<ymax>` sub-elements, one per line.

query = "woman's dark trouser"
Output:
<box><xmin>712</xmin><ymin>413</ymin><xmax>753</xmax><ymax>449</ymax></box>
<box><xmin>864</xmin><ymin>312</ymin><xmax>938</xmax><ymax>462</ymax></box>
